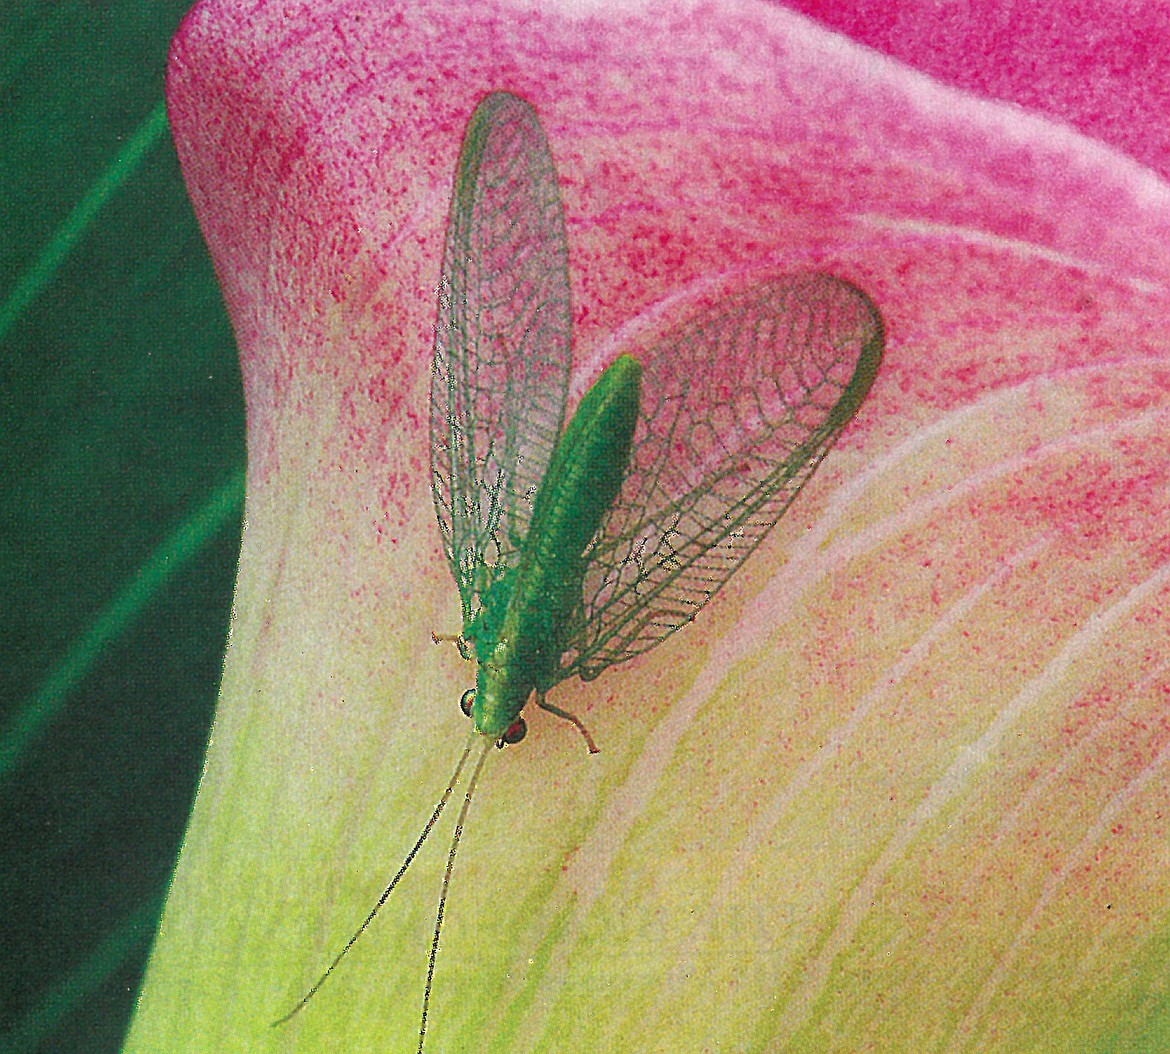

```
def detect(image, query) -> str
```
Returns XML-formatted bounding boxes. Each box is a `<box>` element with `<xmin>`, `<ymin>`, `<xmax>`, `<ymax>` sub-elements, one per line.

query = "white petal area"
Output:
<box><xmin>662</xmin><ymin>536</ymin><xmax>1051</xmax><ymax>994</ymax></box>
<box><xmin>777</xmin><ymin>557</ymin><xmax>1170</xmax><ymax>1043</ymax></box>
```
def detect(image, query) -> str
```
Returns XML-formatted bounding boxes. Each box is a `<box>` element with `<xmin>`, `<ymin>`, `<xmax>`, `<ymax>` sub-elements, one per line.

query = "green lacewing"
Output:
<box><xmin>275</xmin><ymin>90</ymin><xmax>884</xmax><ymax>1049</ymax></box>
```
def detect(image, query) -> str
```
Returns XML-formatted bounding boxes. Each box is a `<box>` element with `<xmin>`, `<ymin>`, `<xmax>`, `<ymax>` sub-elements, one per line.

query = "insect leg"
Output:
<box><xmin>430</xmin><ymin>631</ymin><xmax>475</xmax><ymax>662</ymax></box>
<box><xmin>535</xmin><ymin>693</ymin><xmax>600</xmax><ymax>754</ymax></box>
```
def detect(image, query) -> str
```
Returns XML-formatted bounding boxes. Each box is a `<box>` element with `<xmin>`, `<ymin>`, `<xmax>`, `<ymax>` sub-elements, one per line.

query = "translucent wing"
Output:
<box><xmin>560</xmin><ymin>273</ymin><xmax>884</xmax><ymax>681</ymax></box>
<box><xmin>431</xmin><ymin>92</ymin><xmax>572</xmax><ymax>623</ymax></box>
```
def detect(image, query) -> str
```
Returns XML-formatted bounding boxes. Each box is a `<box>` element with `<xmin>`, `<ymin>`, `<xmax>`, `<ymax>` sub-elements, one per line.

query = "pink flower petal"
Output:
<box><xmin>126</xmin><ymin>2</ymin><xmax>1170</xmax><ymax>1051</ymax></box>
<box><xmin>785</xmin><ymin>0</ymin><xmax>1170</xmax><ymax>180</ymax></box>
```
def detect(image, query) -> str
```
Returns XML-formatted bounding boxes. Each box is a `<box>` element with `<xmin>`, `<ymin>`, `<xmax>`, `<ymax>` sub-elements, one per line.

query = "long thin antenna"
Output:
<box><xmin>417</xmin><ymin>736</ymin><xmax>491</xmax><ymax>1053</ymax></box>
<box><xmin>273</xmin><ymin>729</ymin><xmax>480</xmax><ymax>1028</ymax></box>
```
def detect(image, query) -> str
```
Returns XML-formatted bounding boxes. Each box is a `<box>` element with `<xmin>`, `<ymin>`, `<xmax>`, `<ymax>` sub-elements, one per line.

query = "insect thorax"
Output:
<box><xmin>464</xmin><ymin>566</ymin><xmax>515</xmax><ymax>665</ymax></box>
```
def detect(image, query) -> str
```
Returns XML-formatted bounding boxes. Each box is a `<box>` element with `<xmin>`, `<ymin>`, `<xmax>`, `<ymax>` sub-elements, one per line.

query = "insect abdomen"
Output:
<box><xmin>475</xmin><ymin>356</ymin><xmax>642</xmax><ymax>736</ymax></box>
<box><xmin>528</xmin><ymin>354</ymin><xmax>642</xmax><ymax>571</ymax></box>
<box><xmin>517</xmin><ymin>353</ymin><xmax>643</xmax><ymax>672</ymax></box>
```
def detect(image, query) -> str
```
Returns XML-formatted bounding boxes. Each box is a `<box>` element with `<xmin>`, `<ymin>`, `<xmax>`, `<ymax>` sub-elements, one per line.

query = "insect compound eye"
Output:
<box><xmin>459</xmin><ymin>689</ymin><xmax>476</xmax><ymax>718</ymax></box>
<box><xmin>496</xmin><ymin>717</ymin><xmax>527</xmax><ymax>748</ymax></box>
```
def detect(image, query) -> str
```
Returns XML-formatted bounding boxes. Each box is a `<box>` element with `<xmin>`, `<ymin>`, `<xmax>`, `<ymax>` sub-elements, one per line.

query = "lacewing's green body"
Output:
<box><xmin>278</xmin><ymin>89</ymin><xmax>885</xmax><ymax>1048</ymax></box>
<box><xmin>465</xmin><ymin>355</ymin><xmax>642</xmax><ymax>737</ymax></box>
<box><xmin>431</xmin><ymin>92</ymin><xmax>884</xmax><ymax>754</ymax></box>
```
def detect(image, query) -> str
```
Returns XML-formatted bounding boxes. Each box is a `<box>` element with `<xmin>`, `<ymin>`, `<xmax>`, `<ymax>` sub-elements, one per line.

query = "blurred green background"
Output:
<box><xmin>0</xmin><ymin>4</ymin><xmax>245</xmax><ymax>1052</ymax></box>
